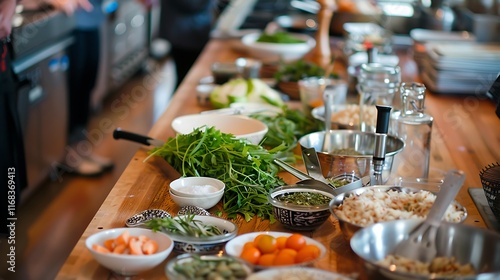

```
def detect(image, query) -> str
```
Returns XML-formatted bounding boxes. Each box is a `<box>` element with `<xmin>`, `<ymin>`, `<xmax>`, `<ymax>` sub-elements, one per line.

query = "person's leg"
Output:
<box><xmin>170</xmin><ymin>47</ymin><xmax>202</xmax><ymax>89</ymax></box>
<box><xmin>67</xmin><ymin>29</ymin><xmax>100</xmax><ymax>142</ymax></box>
<box><xmin>64</xmin><ymin>29</ymin><xmax>113</xmax><ymax>176</ymax></box>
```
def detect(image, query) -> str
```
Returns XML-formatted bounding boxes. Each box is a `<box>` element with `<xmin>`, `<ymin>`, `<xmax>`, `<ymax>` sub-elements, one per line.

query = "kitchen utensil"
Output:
<box><xmin>320</xmin><ymin>58</ymin><xmax>335</xmax><ymax>152</ymax></box>
<box><xmin>322</xmin><ymin>87</ymin><xmax>334</xmax><ymax>152</ymax></box>
<box><xmin>391</xmin><ymin>169</ymin><xmax>466</xmax><ymax>263</ymax></box>
<box><xmin>371</xmin><ymin>105</ymin><xmax>392</xmax><ymax>185</ymax></box>
<box><xmin>273</xmin><ymin>158</ymin><xmax>332</xmax><ymax>190</ymax></box>
<box><xmin>299</xmin><ymin>130</ymin><xmax>405</xmax><ymax>183</ymax></box>
<box><xmin>330</xmin><ymin>185</ymin><xmax>467</xmax><ymax>241</ymax></box>
<box><xmin>268</xmin><ymin>184</ymin><xmax>334</xmax><ymax>231</ymax></box>
<box><xmin>350</xmin><ymin>219</ymin><xmax>500</xmax><ymax>280</ymax></box>
<box><xmin>302</xmin><ymin>147</ymin><xmax>330</xmax><ymax>185</ymax></box>
<box><xmin>113</xmin><ymin>128</ymin><xmax>164</xmax><ymax>147</ymax></box>
<box><xmin>302</xmin><ymin>147</ymin><xmax>365</xmax><ymax>196</ymax></box>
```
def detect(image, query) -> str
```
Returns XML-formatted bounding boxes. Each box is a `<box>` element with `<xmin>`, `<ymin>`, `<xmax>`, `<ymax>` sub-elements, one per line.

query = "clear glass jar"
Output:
<box><xmin>390</xmin><ymin>82</ymin><xmax>434</xmax><ymax>179</ymax></box>
<box><xmin>356</xmin><ymin>63</ymin><xmax>401</xmax><ymax>132</ymax></box>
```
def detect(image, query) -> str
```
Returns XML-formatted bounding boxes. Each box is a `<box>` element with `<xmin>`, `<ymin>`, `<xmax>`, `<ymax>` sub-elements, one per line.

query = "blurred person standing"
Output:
<box><xmin>0</xmin><ymin>0</ymin><xmax>27</xmax><ymax>236</ymax></box>
<box><xmin>50</xmin><ymin>0</ymin><xmax>115</xmax><ymax>176</ymax></box>
<box><xmin>0</xmin><ymin>1</ymin><xmax>28</xmax><ymax>279</ymax></box>
<box><xmin>159</xmin><ymin>0</ymin><xmax>217</xmax><ymax>89</ymax></box>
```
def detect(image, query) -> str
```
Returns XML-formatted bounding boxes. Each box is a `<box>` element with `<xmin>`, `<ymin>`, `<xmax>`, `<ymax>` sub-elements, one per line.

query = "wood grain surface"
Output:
<box><xmin>56</xmin><ymin>38</ymin><xmax>500</xmax><ymax>280</ymax></box>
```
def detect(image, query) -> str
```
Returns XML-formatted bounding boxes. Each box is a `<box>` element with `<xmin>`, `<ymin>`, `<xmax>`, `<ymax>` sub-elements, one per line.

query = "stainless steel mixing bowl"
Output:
<box><xmin>329</xmin><ymin>185</ymin><xmax>467</xmax><ymax>241</ymax></box>
<box><xmin>350</xmin><ymin>219</ymin><xmax>500</xmax><ymax>280</ymax></box>
<box><xmin>298</xmin><ymin>130</ymin><xmax>405</xmax><ymax>182</ymax></box>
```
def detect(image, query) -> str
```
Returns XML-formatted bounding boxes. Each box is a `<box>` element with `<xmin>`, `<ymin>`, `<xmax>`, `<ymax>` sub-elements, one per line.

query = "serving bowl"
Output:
<box><xmin>160</xmin><ymin>215</ymin><xmax>238</xmax><ymax>254</ymax></box>
<box><xmin>311</xmin><ymin>104</ymin><xmax>377</xmax><ymax>131</ymax></box>
<box><xmin>241</xmin><ymin>32</ymin><xmax>315</xmax><ymax>62</ymax></box>
<box><xmin>169</xmin><ymin>176</ymin><xmax>225</xmax><ymax>198</ymax></box>
<box><xmin>268</xmin><ymin>183</ymin><xmax>334</xmax><ymax>231</ymax></box>
<box><xmin>329</xmin><ymin>185</ymin><xmax>467</xmax><ymax>240</ymax></box>
<box><xmin>171</xmin><ymin>114</ymin><xmax>268</xmax><ymax>145</ymax></box>
<box><xmin>169</xmin><ymin>190</ymin><xmax>223</xmax><ymax>210</ymax></box>
<box><xmin>350</xmin><ymin>219</ymin><xmax>500</xmax><ymax>280</ymax></box>
<box><xmin>85</xmin><ymin>227</ymin><xmax>174</xmax><ymax>276</ymax></box>
<box><xmin>225</xmin><ymin>231</ymin><xmax>326</xmax><ymax>270</ymax></box>
<box><xmin>165</xmin><ymin>253</ymin><xmax>253</xmax><ymax>280</ymax></box>
<box><xmin>298</xmin><ymin>130</ymin><xmax>405</xmax><ymax>183</ymax></box>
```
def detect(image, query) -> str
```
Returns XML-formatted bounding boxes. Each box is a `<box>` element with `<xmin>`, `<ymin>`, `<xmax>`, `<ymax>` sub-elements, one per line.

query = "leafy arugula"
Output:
<box><xmin>147</xmin><ymin>127</ymin><xmax>287</xmax><ymax>222</ymax></box>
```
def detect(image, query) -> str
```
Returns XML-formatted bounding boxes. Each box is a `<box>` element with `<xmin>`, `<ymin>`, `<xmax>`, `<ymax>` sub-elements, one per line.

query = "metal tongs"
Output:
<box><xmin>392</xmin><ymin>169</ymin><xmax>466</xmax><ymax>262</ymax></box>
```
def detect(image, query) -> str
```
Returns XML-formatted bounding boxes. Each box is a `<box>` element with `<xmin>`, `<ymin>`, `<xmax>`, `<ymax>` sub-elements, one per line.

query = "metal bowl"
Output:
<box><xmin>350</xmin><ymin>219</ymin><xmax>500</xmax><ymax>280</ymax></box>
<box><xmin>329</xmin><ymin>186</ymin><xmax>467</xmax><ymax>240</ymax></box>
<box><xmin>298</xmin><ymin>130</ymin><xmax>405</xmax><ymax>182</ymax></box>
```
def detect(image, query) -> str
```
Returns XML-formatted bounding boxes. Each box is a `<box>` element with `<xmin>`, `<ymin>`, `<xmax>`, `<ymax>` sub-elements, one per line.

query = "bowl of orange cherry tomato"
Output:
<box><xmin>224</xmin><ymin>231</ymin><xmax>326</xmax><ymax>269</ymax></box>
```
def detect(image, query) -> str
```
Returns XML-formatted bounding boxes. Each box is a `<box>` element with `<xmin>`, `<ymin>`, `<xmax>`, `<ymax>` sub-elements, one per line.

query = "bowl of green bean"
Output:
<box><xmin>165</xmin><ymin>254</ymin><xmax>253</xmax><ymax>280</ymax></box>
<box><xmin>146</xmin><ymin>214</ymin><xmax>238</xmax><ymax>254</ymax></box>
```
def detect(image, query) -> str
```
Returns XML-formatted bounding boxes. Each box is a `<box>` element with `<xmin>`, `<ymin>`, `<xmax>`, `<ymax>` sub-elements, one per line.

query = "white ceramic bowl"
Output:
<box><xmin>169</xmin><ymin>189</ymin><xmax>223</xmax><ymax>209</ymax></box>
<box><xmin>241</xmin><ymin>32</ymin><xmax>315</xmax><ymax>62</ymax></box>
<box><xmin>85</xmin><ymin>227</ymin><xmax>174</xmax><ymax>276</ymax></box>
<box><xmin>170</xmin><ymin>176</ymin><xmax>225</xmax><ymax>198</ymax></box>
<box><xmin>225</xmin><ymin>231</ymin><xmax>326</xmax><ymax>270</ymax></box>
<box><xmin>171</xmin><ymin>114</ymin><xmax>268</xmax><ymax>145</ymax></box>
<box><xmin>163</xmin><ymin>215</ymin><xmax>238</xmax><ymax>254</ymax></box>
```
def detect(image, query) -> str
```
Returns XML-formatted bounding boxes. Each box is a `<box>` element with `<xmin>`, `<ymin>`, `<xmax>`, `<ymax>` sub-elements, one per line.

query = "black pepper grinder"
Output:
<box><xmin>371</xmin><ymin>105</ymin><xmax>392</xmax><ymax>185</ymax></box>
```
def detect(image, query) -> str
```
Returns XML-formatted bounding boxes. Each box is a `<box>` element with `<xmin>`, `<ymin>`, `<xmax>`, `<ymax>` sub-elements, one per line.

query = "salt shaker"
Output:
<box><xmin>391</xmin><ymin>82</ymin><xmax>434</xmax><ymax>179</ymax></box>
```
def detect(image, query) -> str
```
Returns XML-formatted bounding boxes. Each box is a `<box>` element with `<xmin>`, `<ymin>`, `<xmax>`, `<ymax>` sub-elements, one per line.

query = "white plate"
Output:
<box><xmin>410</xmin><ymin>28</ymin><xmax>475</xmax><ymax>43</ymax></box>
<box><xmin>224</xmin><ymin>231</ymin><xmax>327</xmax><ymax>269</ymax></box>
<box><xmin>247</xmin><ymin>267</ymin><xmax>353</xmax><ymax>280</ymax></box>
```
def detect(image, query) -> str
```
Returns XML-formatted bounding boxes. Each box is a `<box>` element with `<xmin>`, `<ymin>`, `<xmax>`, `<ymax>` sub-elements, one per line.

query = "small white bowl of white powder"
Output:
<box><xmin>169</xmin><ymin>177</ymin><xmax>225</xmax><ymax>198</ymax></box>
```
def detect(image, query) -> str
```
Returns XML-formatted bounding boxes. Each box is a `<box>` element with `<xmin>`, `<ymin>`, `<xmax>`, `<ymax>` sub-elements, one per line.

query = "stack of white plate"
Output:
<box><xmin>409</xmin><ymin>29</ymin><xmax>500</xmax><ymax>95</ymax></box>
<box><xmin>418</xmin><ymin>42</ymin><xmax>500</xmax><ymax>95</ymax></box>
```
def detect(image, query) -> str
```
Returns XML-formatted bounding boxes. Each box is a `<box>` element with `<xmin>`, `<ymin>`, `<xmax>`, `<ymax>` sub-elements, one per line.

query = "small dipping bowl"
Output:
<box><xmin>170</xmin><ymin>177</ymin><xmax>225</xmax><ymax>198</ymax></box>
<box><xmin>268</xmin><ymin>183</ymin><xmax>334</xmax><ymax>231</ymax></box>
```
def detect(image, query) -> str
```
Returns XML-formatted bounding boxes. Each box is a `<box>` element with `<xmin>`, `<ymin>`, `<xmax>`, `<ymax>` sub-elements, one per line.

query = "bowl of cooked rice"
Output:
<box><xmin>350</xmin><ymin>219</ymin><xmax>500</xmax><ymax>280</ymax></box>
<box><xmin>329</xmin><ymin>186</ymin><xmax>467</xmax><ymax>240</ymax></box>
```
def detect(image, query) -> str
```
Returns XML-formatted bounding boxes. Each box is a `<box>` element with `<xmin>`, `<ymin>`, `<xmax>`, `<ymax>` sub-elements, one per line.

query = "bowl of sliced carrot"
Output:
<box><xmin>86</xmin><ymin>227</ymin><xmax>174</xmax><ymax>276</ymax></box>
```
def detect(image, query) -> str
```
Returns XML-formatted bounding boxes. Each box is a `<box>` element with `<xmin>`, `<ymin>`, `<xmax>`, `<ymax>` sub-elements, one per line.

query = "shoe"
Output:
<box><xmin>86</xmin><ymin>153</ymin><xmax>114</xmax><ymax>171</ymax></box>
<box><xmin>60</xmin><ymin>157</ymin><xmax>105</xmax><ymax>177</ymax></box>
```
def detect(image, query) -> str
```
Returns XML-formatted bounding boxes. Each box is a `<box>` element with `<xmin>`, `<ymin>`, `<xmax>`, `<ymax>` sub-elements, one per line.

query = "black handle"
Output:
<box><xmin>375</xmin><ymin>105</ymin><xmax>392</xmax><ymax>134</ymax></box>
<box><xmin>113</xmin><ymin>128</ymin><xmax>154</xmax><ymax>146</ymax></box>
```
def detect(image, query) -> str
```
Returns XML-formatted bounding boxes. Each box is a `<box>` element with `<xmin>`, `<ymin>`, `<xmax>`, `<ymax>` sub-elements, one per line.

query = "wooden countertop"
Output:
<box><xmin>56</xmin><ymin>38</ymin><xmax>500</xmax><ymax>280</ymax></box>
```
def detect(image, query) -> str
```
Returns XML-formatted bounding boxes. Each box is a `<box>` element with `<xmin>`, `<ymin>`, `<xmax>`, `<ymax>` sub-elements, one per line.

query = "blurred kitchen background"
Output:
<box><xmin>6</xmin><ymin>0</ymin><xmax>499</xmax><ymax>279</ymax></box>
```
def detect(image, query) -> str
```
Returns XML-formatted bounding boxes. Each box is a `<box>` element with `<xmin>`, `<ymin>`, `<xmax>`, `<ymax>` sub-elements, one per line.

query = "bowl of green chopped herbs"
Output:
<box><xmin>146</xmin><ymin>214</ymin><xmax>238</xmax><ymax>254</ymax></box>
<box><xmin>268</xmin><ymin>184</ymin><xmax>334</xmax><ymax>231</ymax></box>
<box><xmin>241</xmin><ymin>32</ymin><xmax>315</xmax><ymax>62</ymax></box>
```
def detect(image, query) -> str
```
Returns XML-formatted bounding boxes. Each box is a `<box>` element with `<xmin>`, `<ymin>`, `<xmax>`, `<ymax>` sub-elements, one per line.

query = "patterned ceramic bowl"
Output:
<box><xmin>268</xmin><ymin>184</ymin><xmax>333</xmax><ymax>231</ymax></box>
<box><xmin>162</xmin><ymin>215</ymin><xmax>238</xmax><ymax>254</ymax></box>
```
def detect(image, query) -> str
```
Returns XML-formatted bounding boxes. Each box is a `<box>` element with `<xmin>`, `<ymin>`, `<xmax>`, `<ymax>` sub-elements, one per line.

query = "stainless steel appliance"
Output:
<box><xmin>11</xmin><ymin>8</ymin><xmax>75</xmax><ymax>201</ymax></box>
<box><xmin>98</xmin><ymin>0</ymin><xmax>149</xmax><ymax>92</ymax></box>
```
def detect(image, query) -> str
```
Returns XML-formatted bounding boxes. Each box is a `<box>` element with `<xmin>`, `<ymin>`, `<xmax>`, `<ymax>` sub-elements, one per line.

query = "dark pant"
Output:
<box><xmin>171</xmin><ymin>46</ymin><xmax>203</xmax><ymax>89</ymax></box>
<box><xmin>67</xmin><ymin>29</ymin><xmax>100</xmax><ymax>142</ymax></box>
<box><xmin>0</xmin><ymin>41</ymin><xmax>27</xmax><ymax>235</ymax></box>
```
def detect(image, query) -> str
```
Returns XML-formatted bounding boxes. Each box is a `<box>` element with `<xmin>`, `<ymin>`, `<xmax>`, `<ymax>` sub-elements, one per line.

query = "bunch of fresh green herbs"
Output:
<box><xmin>274</xmin><ymin>59</ymin><xmax>338</xmax><ymax>83</ymax></box>
<box><xmin>250</xmin><ymin>106</ymin><xmax>321</xmax><ymax>155</ymax></box>
<box><xmin>147</xmin><ymin>127</ymin><xmax>287</xmax><ymax>222</ymax></box>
